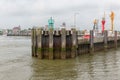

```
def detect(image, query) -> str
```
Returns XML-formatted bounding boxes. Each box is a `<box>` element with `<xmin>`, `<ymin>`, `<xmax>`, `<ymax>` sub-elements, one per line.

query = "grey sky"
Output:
<box><xmin>0</xmin><ymin>0</ymin><xmax>120</xmax><ymax>30</ymax></box>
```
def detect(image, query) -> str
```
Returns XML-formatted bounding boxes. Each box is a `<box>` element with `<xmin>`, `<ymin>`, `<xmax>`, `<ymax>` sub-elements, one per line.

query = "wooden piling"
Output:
<box><xmin>114</xmin><ymin>31</ymin><xmax>117</xmax><ymax>49</ymax></box>
<box><xmin>34</xmin><ymin>29</ymin><xmax>37</xmax><ymax>57</ymax></box>
<box><xmin>42</xmin><ymin>31</ymin><xmax>49</xmax><ymax>59</ymax></box>
<box><xmin>90</xmin><ymin>30</ymin><xmax>94</xmax><ymax>53</ymax></box>
<box><xmin>71</xmin><ymin>28</ymin><xmax>77</xmax><ymax>58</ymax></box>
<box><xmin>61</xmin><ymin>28</ymin><xmax>66</xmax><ymax>59</ymax></box>
<box><xmin>32</xmin><ymin>28</ymin><xmax>37</xmax><ymax>57</ymax></box>
<box><xmin>31</xmin><ymin>28</ymin><xmax>34</xmax><ymax>56</ymax></box>
<box><xmin>104</xmin><ymin>30</ymin><xmax>108</xmax><ymax>51</ymax></box>
<box><xmin>49</xmin><ymin>28</ymin><xmax>54</xmax><ymax>59</ymax></box>
<box><xmin>53</xmin><ymin>30</ymin><xmax>61</xmax><ymax>59</ymax></box>
<box><xmin>36</xmin><ymin>28</ymin><xmax>43</xmax><ymax>59</ymax></box>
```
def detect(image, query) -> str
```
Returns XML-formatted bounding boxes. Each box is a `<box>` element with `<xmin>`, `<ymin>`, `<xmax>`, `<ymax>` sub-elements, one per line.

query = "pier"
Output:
<box><xmin>32</xmin><ymin>28</ymin><xmax>120</xmax><ymax>59</ymax></box>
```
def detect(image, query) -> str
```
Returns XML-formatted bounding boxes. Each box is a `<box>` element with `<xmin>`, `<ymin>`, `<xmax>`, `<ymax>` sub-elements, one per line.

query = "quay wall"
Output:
<box><xmin>32</xmin><ymin>28</ymin><xmax>120</xmax><ymax>59</ymax></box>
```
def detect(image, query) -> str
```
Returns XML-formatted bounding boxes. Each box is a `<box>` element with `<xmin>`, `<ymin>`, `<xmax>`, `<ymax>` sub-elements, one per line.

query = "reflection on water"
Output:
<box><xmin>0</xmin><ymin>36</ymin><xmax>120</xmax><ymax>80</ymax></box>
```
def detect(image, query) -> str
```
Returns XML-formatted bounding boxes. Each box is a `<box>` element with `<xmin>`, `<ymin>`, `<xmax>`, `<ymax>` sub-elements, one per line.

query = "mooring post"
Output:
<box><xmin>76</xmin><ymin>31</ymin><xmax>79</xmax><ymax>54</ymax></box>
<box><xmin>114</xmin><ymin>31</ymin><xmax>117</xmax><ymax>49</ymax></box>
<box><xmin>32</xmin><ymin>28</ymin><xmax>37</xmax><ymax>57</ymax></box>
<box><xmin>31</xmin><ymin>28</ymin><xmax>34</xmax><ymax>56</ymax></box>
<box><xmin>71</xmin><ymin>28</ymin><xmax>77</xmax><ymax>58</ymax></box>
<box><xmin>35</xmin><ymin>28</ymin><xmax>38</xmax><ymax>57</ymax></box>
<box><xmin>36</xmin><ymin>28</ymin><xmax>43</xmax><ymax>59</ymax></box>
<box><xmin>90</xmin><ymin>30</ymin><xmax>94</xmax><ymax>53</ymax></box>
<box><xmin>49</xmin><ymin>28</ymin><xmax>54</xmax><ymax>59</ymax></box>
<box><xmin>61</xmin><ymin>28</ymin><xmax>66</xmax><ymax>59</ymax></box>
<box><xmin>104</xmin><ymin>30</ymin><xmax>108</xmax><ymax>51</ymax></box>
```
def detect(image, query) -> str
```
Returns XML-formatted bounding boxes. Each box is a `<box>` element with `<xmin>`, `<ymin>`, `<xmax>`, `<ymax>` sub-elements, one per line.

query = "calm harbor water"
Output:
<box><xmin>0</xmin><ymin>36</ymin><xmax>120</xmax><ymax>80</ymax></box>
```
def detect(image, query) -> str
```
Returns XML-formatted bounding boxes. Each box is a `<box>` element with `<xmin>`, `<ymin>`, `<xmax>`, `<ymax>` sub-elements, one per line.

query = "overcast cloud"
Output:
<box><xmin>0</xmin><ymin>0</ymin><xmax>120</xmax><ymax>30</ymax></box>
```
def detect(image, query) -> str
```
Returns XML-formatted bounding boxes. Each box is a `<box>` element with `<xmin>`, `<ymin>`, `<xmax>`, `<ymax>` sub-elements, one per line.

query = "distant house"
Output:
<box><xmin>7</xmin><ymin>26</ymin><xmax>31</xmax><ymax>36</ymax></box>
<box><xmin>20</xmin><ymin>28</ymin><xmax>31</xmax><ymax>36</ymax></box>
<box><xmin>13</xmin><ymin>26</ymin><xmax>21</xmax><ymax>35</ymax></box>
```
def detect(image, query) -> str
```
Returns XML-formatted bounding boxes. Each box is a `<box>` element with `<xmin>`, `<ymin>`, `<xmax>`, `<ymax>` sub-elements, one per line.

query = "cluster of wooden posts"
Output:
<box><xmin>32</xmin><ymin>28</ymin><xmax>119</xmax><ymax>59</ymax></box>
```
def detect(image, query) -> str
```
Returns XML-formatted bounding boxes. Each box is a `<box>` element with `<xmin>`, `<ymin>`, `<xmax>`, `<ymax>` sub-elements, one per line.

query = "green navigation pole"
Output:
<box><xmin>48</xmin><ymin>17</ymin><xmax>54</xmax><ymax>30</ymax></box>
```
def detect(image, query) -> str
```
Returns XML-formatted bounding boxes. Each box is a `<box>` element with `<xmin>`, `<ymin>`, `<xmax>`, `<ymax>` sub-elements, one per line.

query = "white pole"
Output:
<box><xmin>74</xmin><ymin>13</ymin><xmax>79</xmax><ymax>28</ymax></box>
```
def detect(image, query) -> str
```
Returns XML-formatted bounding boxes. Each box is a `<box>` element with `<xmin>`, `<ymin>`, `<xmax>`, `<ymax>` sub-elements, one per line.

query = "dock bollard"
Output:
<box><xmin>61</xmin><ymin>28</ymin><xmax>66</xmax><ymax>59</ymax></box>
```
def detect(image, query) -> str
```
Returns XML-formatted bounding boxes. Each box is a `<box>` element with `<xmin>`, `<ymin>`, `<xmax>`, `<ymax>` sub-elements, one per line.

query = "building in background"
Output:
<box><xmin>7</xmin><ymin>26</ymin><xmax>31</xmax><ymax>36</ymax></box>
<box><xmin>12</xmin><ymin>25</ymin><xmax>21</xmax><ymax>35</ymax></box>
<box><xmin>20</xmin><ymin>28</ymin><xmax>31</xmax><ymax>36</ymax></box>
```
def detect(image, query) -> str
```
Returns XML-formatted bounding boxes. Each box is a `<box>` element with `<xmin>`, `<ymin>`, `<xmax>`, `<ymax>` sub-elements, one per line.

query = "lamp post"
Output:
<box><xmin>74</xmin><ymin>13</ymin><xmax>79</xmax><ymax>28</ymax></box>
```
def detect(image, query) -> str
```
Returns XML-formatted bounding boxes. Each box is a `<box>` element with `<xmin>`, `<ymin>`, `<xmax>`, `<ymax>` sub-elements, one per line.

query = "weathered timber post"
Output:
<box><xmin>61</xmin><ymin>28</ymin><xmax>66</xmax><ymax>59</ymax></box>
<box><xmin>36</xmin><ymin>28</ymin><xmax>43</xmax><ymax>59</ymax></box>
<box><xmin>71</xmin><ymin>28</ymin><xmax>77</xmax><ymax>58</ymax></box>
<box><xmin>32</xmin><ymin>28</ymin><xmax>37</xmax><ymax>57</ymax></box>
<box><xmin>114</xmin><ymin>31</ymin><xmax>117</xmax><ymax>49</ymax></box>
<box><xmin>49</xmin><ymin>28</ymin><xmax>54</xmax><ymax>59</ymax></box>
<box><xmin>90</xmin><ymin>30</ymin><xmax>94</xmax><ymax>53</ymax></box>
<box><xmin>54</xmin><ymin>30</ymin><xmax>61</xmax><ymax>59</ymax></box>
<box><xmin>104</xmin><ymin>30</ymin><xmax>108</xmax><ymax>51</ymax></box>
<box><xmin>31</xmin><ymin>28</ymin><xmax>34</xmax><ymax>56</ymax></box>
<box><xmin>34</xmin><ymin>29</ymin><xmax>37</xmax><ymax>57</ymax></box>
<box><xmin>76</xmin><ymin>31</ymin><xmax>79</xmax><ymax>55</ymax></box>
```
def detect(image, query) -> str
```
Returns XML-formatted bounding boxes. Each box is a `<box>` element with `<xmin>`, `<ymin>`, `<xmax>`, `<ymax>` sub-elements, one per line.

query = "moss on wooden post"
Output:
<box><xmin>61</xmin><ymin>28</ymin><xmax>66</xmax><ymax>59</ymax></box>
<box><xmin>49</xmin><ymin>28</ymin><xmax>54</xmax><ymax>59</ymax></box>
